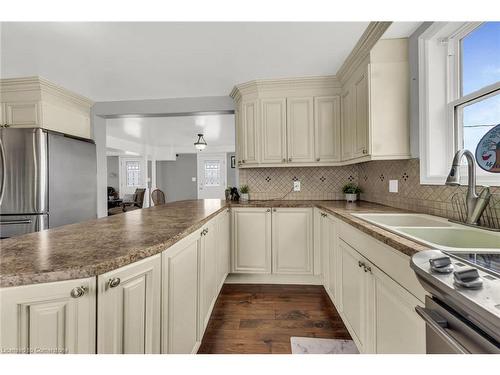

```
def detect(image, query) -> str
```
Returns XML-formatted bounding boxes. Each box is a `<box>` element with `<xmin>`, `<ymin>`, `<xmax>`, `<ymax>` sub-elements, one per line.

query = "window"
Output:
<box><xmin>204</xmin><ymin>160</ymin><xmax>221</xmax><ymax>187</ymax></box>
<box><xmin>451</xmin><ymin>22</ymin><xmax>500</xmax><ymax>179</ymax></box>
<box><xmin>126</xmin><ymin>161</ymin><xmax>141</xmax><ymax>187</ymax></box>
<box><xmin>418</xmin><ymin>22</ymin><xmax>500</xmax><ymax>185</ymax></box>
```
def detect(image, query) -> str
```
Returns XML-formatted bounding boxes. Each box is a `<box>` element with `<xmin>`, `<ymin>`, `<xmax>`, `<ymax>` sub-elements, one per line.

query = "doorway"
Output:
<box><xmin>197</xmin><ymin>153</ymin><xmax>227</xmax><ymax>199</ymax></box>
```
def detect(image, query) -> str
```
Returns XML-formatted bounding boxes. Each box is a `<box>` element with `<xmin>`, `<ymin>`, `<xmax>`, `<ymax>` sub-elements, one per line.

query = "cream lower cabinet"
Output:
<box><xmin>372</xmin><ymin>266</ymin><xmax>425</xmax><ymax>353</ymax></box>
<box><xmin>199</xmin><ymin>218</ymin><xmax>219</xmax><ymax>333</ymax></box>
<box><xmin>216</xmin><ymin>209</ymin><xmax>231</xmax><ymax>291</ymax></box>
<box><xmin>319</xmin><ymin>211</ymin><xmax>341</xmax><ymax>306</ymax></box>
<box><xmin>161</xmin><ymin>230</ymin><xmax>201</xmax><ymax>354</ymax></box>
<box><xmin>0</xmin><ymin>277</ymin><xmax>96</xmax><ymax>354</ymax></box>
<box><xmin>232</xmin><ymin>207</ymin><xmax>272</xmax><ymax>273</ymax></box>
<box><xmin>272</xmin><ymin>208</ymin><xmax>313</xmax><ymax>275</ymax></box>
<box><xmin>336</xmin><ymin>233</ymin><xmax>425</xmax><ymax>354</ymax></box>
<box><xmin>97</xmin><ymin>254</ymin><xmax>161</xmax><ymax>354</ymax></box>
<box><xmin>340</xmin><ymin>239</ymin><xmax>373</xmax><ymax>353</ymax></box>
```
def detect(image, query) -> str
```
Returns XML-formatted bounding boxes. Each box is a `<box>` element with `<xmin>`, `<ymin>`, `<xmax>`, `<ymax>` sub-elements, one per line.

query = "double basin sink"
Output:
<box><xmin>351</xmin><ymin>213</ymin><xmax>500</xmax><ymax>252</ymax></box>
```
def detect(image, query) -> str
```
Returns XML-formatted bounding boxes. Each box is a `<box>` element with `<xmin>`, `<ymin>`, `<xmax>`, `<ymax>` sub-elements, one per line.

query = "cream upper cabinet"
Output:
<box><xmin>232</xmin><ymin>207</ymin><xmax>272</xmax><ymax>273</ymax></box>
<box><xmin>260</xmin><ymin>98</ymin><xmax>287</xmax><ymax>164</ymax></box>
<box><xmin>0</xmin><ymin>77</ymin><xmax>93</xmax><ymax>139</ymax></box>
<box><xmin>161</xmin><ymin>230</ymin><xmax>200</xmax><ymax>354</ymax></box>
<box><xmin>97</xmin><ymin>254</ymin><xmax>161</xmax><ymax>354</ymax></box>
<box><xmin>0</xmin><ymin>277</ymin><xmax>96</xmax><ymax>354</ymax></box>
<box><xmin>272</xmin><ymin>207</ymin><xmax>313</xmax><ymax>275</ymax></box>
<box><xmin>341</xmin><ymin>88</ymin><xmax>353</xmax><ymax>160</ymax></box>
<box><xmin>340</xmin><ymin>38</ymin><xmax>410</xmax><ymax>162</ymax></box>
<box><xmin>240</xmin><ymin>100</ymin><xmax>259</xmax><ymax>165</ymax></box>
<box><xmin>372</xmin><ymin>266</ymin><xmax>425</xmax><ymax>353</ymax></box>
<box><xmin>199</xmin><ymin>219</ymin><xmax>218</xmax><ymax>333</ymax></box>
<box><xmin>352</xmin><ymin>71</ymin><xmax>369</xmax><ymax>158</ymax></box>
<box><xmin>314</xmin><ymin>96</ymin><xmax>341</xmax><ymax>162</ymax></box>
<box><xmin>231</xmin><ymin>76</ymin><xmax>341</xmax><ymax>168</ymax></box>
<box><xmin>286</xmin><ymin>97</ymin><xmax>315</xmax><ymax>163</ymax></box>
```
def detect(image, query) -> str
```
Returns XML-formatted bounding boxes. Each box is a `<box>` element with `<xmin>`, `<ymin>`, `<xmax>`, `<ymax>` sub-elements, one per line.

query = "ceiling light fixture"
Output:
<box><xmin>194</xmin><ymin>133</ymin><xmax>207</xmax><ymax>151</ymax></box>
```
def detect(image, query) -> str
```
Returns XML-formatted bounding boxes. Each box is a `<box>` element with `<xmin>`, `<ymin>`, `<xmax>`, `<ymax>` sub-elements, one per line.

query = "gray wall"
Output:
<box><xmin>107</xmin><ymin>156</ymin><xmax>119</xmax><ymax>191</ymax></box>
<box><xmin>226</xmin><ymin>152</ymin><xmax>236</xmax><ymax>188</ymax></box>
<box><xmin>156</xmin><ymin>154</ymin><xmax>197</xmax><ymax>202</ymax></box>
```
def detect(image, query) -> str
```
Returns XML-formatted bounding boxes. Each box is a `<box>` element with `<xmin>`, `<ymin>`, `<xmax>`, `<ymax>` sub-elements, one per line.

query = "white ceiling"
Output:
<box><xmin>106</xmin><ymin>113</ymin><xmax>235</xmax><ymax>159</ymax></box>
<box><xmin>1</xmin><ymin>22</ymin><xmax>371</xmax><ymax>101</ymax></box>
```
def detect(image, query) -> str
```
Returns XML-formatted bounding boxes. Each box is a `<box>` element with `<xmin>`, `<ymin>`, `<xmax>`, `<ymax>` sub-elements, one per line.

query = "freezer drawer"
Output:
<box><xmin>0</xmin><ymin>214</ymin><xmax>49</xmax><ymax>239</ymax></box>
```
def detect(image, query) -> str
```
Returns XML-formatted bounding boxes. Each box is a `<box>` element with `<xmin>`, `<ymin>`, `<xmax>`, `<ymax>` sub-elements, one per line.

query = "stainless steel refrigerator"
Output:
<box><xmin>0</xmin><ymin>128</ymin><xmax>97</xmax><ymax>239</ymax></box>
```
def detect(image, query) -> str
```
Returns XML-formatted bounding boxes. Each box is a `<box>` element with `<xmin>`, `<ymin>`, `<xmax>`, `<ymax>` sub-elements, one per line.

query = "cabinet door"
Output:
<box><xmin>232</xmin><ymin>208</ymin><xmax>272</xmax><ymax>273</ymax></box>
<box><xmin>328</xmin><ymin>217</ymin><xmax>342</xmax><ymax>309</ymax></box>
<box><xmin>319</xmin><ymin>212</ymin><xmax>331</xmax><ymax>290</ymax></box>
<box><xmin>0</xmin><ymin>277</ymin><xmax>96</xmax><ymax>354</ymax></box>
<box><xmin>272</xmin><ymin>208</ymin><xmax>313</xmax><ymax>275</ymax></box>
<box><xmin>341</xmin><ymin>89</ymin><xmax>353</xmax><ymax>160</ymax></box>
<box><xmin>373</xmin><ymin>267</ymin><xmax>425</xmax><ymax>353</ymax></box>
<box><xmin>260</xmin><ymin>98</ymin><xmax>287</xmax><ymax>164</ymax></box>
<box><xmin>199</xmin><ymin>219</ymin><xmax>218</xmax><ymax>333</ymax></box>
<box><xmin>240</xmin><ymin>100</ymin><xmax>259</xmax><ymax>165</ymax></box>
<box><xmin>286</xmin><ymin>97</ymin><xmax>315</xmax><ymax>163</ymax></box>
<box><xmin>97</xmin><ymin>254</ymin><xmax>161</xmax><ymax>354</ymax></box>
<box><xmin>162</xmin><ymin>232</ymin><xmax>200</xmax><ymax>354</ymax></box>
<box><xmin>4</xmin><ymin>101</ymin><xmax>41</xmax><ymax>127</ymax></box>
<box><xmin>352</xmin><ymin>71</ymin><xmax>369</xmax><ymax>158</ymax></box>
<box><xmin>314</xmin><ymin>96</ymin><xmax>341</xmax><ymax>162</ymax></box>
<box><xmin>340</xmin><ymin>240</ymin><xmax>370</xmax><ymax>352</ymax></box>
<box><xmin>216</xmin><ymin>209</ymin><xmax>231</xmax><ymax>291</ymax></box>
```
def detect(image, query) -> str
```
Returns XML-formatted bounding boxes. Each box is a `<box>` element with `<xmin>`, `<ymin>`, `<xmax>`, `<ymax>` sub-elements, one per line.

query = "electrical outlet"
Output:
<box><xmin>192</xmin><ymin>177</ymin><xmax>196</xmax><ymax>182</ymax></box>
<box><xmin>389</xmin><ymin>179</ymin><xmax>398</xmax><ymax>193</ymax></box>
<box><xmin>293</xmin><ymin>180</ymin><xmax>301</xmax><ymax>192</ymax></box>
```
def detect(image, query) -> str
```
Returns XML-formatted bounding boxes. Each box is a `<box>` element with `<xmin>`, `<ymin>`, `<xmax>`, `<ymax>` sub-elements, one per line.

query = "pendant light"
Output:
<box><xmin>194</xmin><ymin>133</ymin><xmax>207</xmax><ymax>151</ymax></box>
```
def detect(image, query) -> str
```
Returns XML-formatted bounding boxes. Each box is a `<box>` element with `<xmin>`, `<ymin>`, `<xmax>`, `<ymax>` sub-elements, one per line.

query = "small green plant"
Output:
<box><xmin>240</xmin><ymin>185</ymin><xmax>249</xmax><ymax>194</ymax></box>
<box><xmin>342</xmin><ymin>183</ymin><xmax>362</xmax><ymax>194</ymax></box>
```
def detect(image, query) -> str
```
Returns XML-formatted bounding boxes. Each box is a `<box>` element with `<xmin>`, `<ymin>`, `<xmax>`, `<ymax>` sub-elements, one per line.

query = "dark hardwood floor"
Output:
<box><xmin>198</xmin><ymin>284</ymin><xmax>351</xmax><ymax>354</ymax></box>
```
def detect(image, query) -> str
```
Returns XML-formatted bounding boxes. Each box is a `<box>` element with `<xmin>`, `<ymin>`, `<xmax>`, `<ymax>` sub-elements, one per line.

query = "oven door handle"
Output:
<box><xmin>415</xmin><ymin>306</ymin><xmax>469</xmax><ymax>354</ymax></box>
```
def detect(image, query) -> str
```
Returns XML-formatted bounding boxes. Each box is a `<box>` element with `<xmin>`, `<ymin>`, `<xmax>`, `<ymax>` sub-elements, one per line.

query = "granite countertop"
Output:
<box><xmin>0</xmin><ymin>199</ymin><xmax>430</xmax><ymax>288</ymax></box>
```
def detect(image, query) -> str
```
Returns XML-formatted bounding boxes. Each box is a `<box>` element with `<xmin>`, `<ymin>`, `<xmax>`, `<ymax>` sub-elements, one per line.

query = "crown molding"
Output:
<box><xmin>336</xmin><ymin>22</ymin><xmax>392</xmax><ymax>84</ymax></box>
<box><xmin>0</xmin><ymin>76</ymin><xmax>94</xmax><ymax>108</ymax></box>
<box><xmin>230</xmin><ymin>75</ymin><xmax>341</xmax><ymax>102</ymax></box>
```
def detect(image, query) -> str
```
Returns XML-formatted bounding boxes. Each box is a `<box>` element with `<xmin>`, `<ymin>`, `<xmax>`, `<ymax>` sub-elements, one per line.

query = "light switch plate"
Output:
<box><xmin>293</xmin><ymin>181</ymin><xmax>301</xmax><ymax>192</ymax></box>
<box><xmin>389</xmin><ymin>180</ymin><xmax>398</xmax><ymax>193</ymax></box>
<box><xmin>192</xmin><ymin>177</ymin><xmax>196</xmax><ymax>182</ymax></box>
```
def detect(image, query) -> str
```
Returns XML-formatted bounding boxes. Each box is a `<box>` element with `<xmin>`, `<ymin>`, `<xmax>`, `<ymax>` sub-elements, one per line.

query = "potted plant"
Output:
<box><xmin>342</xmin><ymin>183</ymin><xmax>362</xmax><ymax>202</ymax></box>
<box><xmin>239</xmin><ymin>185</ymin><xmax>250</xmax><ymax>202</ymax></box>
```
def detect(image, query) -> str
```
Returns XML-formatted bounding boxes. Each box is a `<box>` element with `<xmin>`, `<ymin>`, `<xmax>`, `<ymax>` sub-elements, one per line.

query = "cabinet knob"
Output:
<box><xmin>288</xmin><ymin>158</ymin><xmax>292</xmax><ymax>162</ymax></box>
<box><xmin>70</xmin><ymin>286</ymin><xmax>87</xmax><ymax>298</ymax></box>
<box><xmin>242</xmin><ymin>160</ymin><xmax>246</xmax><ymax>164</ymax></box>
<box><xmin>108</xmin><ymin>277</ymin><xmax>121</xmax><ymax>288</ymax></box>
<box><xmin>273</xmin><ymin>208</ymin><xmax>277</xmax><ymax>212</ymax></box>
<box><xmin>364</xmin><ymin>265</ymin><xmax>372</xmax><ymax>273</ymax></box>
<box><xmin>316</xmin><ymin>158</ymin><xmax>320</xmax><ymax>162</ymax></box>
<box><xmin>266</xmin><ymin>208</ymin><xmax>271</xmax><ymax>212</ymax></box>
<box><xmin>282</xmin><ymin>158</ymin><xmax>286</xmax><ymax>162</ymax></box>
<box><xmin>362</xmin><ymin>149</ymin><xmax>368</xmax><ymax>154</ymax></box>
<box><xmin>358</xmin><ymin>261</ymin><xmax>364</xmax><ymax>268</ymax></box>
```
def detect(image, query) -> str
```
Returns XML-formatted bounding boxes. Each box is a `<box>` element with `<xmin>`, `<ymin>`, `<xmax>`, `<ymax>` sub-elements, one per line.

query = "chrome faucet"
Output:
<box><xmin>446</xmin><ymin>149</ymin><xmax>491</xmax><ymax>225</ymax></box>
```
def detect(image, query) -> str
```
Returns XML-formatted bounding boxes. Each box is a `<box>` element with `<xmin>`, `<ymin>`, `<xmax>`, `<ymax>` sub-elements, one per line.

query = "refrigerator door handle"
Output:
<box><xmin>0</xmin><ymin>219</ymin><xmax>33</xmax><ymax>225</ymax></box>
<box><xmin>0</xmin><ymin>137</ymin><xmax>5</xmax><ymax>206</ymax></box>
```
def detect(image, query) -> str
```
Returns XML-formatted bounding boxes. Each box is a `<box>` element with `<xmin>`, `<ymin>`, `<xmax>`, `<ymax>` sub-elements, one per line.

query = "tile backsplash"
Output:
<box><xmin>238</xmin><ymin>165</ymin><xmax>359</xmax><ymax>200</ymax></box>
<box><xmin>238</xmin><ymin>158</ymin><xmax>500</xmax><ymax>227</ymax></box>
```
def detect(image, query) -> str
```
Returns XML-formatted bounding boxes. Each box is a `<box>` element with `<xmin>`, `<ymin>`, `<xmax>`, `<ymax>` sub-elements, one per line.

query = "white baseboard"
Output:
<box><xmin>225</xmin><ymin>273</ymin><xmax>323</xmax><ymax>285</ymax></box>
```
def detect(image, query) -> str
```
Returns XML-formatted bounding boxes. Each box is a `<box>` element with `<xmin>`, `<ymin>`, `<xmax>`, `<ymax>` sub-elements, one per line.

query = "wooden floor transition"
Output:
<box><xmin>198</xmin><ymin>284</ymin><xmax>352</xmax><ymax>354</ymax></box>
